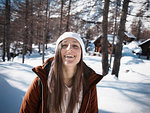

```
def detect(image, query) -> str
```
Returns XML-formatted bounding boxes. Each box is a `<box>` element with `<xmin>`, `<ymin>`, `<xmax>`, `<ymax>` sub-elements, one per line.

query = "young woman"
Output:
<box><xmin>19</xmin><ymin>32</ymin><xmax>104</xmax><ymax>113</ymax></box>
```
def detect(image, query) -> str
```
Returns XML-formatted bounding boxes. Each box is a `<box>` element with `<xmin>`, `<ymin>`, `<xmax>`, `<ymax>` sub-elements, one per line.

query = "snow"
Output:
<box><xmin>123</xmin><ymin>41</ymin><xmax>142</xmax><ymax>54</ymax></box>
<box><xmin>0</xmin><ymin>42</ymin><xmax>150</xmax><ymax>113</ymax></box>
<box><xmin>127</xmin><ymin>0</ymin><xmax>150</xmax><ymax>30</ymax></box>
<box><xmin>139</xmin><ymin>38</ymin><xmax>150</xmax><ymax>46</ymax></box>
<box><xmin>72</xmin><ymin>0</ymin><xmax>150</xmax><ymax>31</ymax></box>
<box><xmin>124</xmin><ymin>32</ymin><xmax>136</xmax><ymax>39</ymax></box>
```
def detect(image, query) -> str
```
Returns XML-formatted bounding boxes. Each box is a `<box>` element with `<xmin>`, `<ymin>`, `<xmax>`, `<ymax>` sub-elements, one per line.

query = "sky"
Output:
<box><xmin>0</xmin><ymin>41</ymin><xmax>150</xmax><ymax>113</ymax></box>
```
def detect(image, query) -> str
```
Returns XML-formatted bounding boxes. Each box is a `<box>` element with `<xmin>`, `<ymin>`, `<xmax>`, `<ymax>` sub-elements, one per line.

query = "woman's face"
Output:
<box><xmin>61</xmin><ymin>38</ymin><xmax>82</xmax><ymax>68</ymax></box>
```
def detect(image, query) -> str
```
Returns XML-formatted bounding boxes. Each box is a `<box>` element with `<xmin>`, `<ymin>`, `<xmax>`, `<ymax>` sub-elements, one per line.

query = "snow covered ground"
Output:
<box><xmin>0</xmin><ymin>42</ymin><xmax>150</xmax><ymax>113</ymax></box>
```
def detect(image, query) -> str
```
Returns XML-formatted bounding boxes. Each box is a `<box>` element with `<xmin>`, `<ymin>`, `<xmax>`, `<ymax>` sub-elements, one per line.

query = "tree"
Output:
<box><xmin>101</xmin><ymin>0</ymin><xmax>110</xmax><ymax>76</ymax></box>
<box><xmin>85</xmin><ymin>29</ymin><xmax>93</xmax><ymax>52</ymax></box>
<box><xmin>109</xmin><ymin>0</ymin><xmax>120</xmax><ymax>67</ymax></box>
<box><xmin>59</xmin><ymin>0</ymin><xmax>64</xmax><ymax>35</ymax></box>
<box><xmin>22</xmin><ymin>0</ymin><xmax>29</xmax><ymax>63</ymax></box>
<box><xmin>66</xmin><ymin>0</ymin><xmax>72</xmax><ymax>31</ymax></box>
<box><xmin>107</xmin><ymin>0</ymin><xmax>121</xmax><ymax>34</ymax></box>
<box><xmin>5</xmin><ymin>0</ymin><xmax>11</xmax><ymax>61</ymax></box>
<box><xmin>0</xmin><ymin>8</ymin><xmax>6</xmax><ymax>61</ymax></box>
<box><xmin>2</xmin><ymin>24</ymin><xmax>5</xmax><ymax>62</ymax></box>
<box><xmin>28</xmin><ymin>0</ymin><xmax>33</xmax><ymax>54</ymax></box>
<box><xmin>136</xmin><ymin>19</ymin><xmax>142</xmax><ymax>41</ymax></box>
<box><xmin>42</xmin><ymin>0</ymin><xmax>50</xmax><ymax>64</ymax></box>
<box><xmin>112</xmin><ymin>0</ymin><xmax>130</xmax><ymax>78</ymax></box>
<box><xmin>131</xmin><ymin>10</ymin><xmax>144</xmax><ymax>41</ymax></box>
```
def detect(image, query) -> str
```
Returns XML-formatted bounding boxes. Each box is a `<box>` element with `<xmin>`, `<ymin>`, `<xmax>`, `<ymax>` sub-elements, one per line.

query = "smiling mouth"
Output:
<box><xmin>64</xmin><ymin>55</ymin><xmax>75</xmax><ymax>58</ymax></box>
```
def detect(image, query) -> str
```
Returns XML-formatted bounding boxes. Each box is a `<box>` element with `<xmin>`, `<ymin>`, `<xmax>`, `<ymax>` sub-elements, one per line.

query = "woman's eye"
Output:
<box><xmin>61</xmin><ymin>44</ymin><xmax>68</xmax><ymax>49</ymax></box>
<box><xmin>72</xmin><ymin>45</ymin><xmax>79</xmax><ymax>49</ymax></box>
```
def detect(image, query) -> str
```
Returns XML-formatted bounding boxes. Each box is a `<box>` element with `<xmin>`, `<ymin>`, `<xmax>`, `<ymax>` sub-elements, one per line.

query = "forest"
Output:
<box><xmin>0</xmin><ymin>0</ymin><xmax>150</xmax><ymax>77</ymax></box>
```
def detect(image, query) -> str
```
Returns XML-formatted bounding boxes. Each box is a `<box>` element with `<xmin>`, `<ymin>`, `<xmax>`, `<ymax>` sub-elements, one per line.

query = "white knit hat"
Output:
<box><xmin>56</xmin><ymin>32</ymin><xmax>86</xmax><ymax>56</ymax></box>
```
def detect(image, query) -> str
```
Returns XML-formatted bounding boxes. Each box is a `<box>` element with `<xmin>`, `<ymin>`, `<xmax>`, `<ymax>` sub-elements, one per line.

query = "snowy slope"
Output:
<box><xmin>0</xmin><ymin>42</ymin><xmax>150</xmax><ymax>113</ymax></box>
<box><xmin>72</xmin><ymin>0</ymin><xmax>150</xmax><ymax>31</ymax></box>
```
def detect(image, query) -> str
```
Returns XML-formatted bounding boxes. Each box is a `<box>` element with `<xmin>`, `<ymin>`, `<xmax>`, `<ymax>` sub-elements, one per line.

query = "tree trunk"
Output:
<box><xmin>136</xmin><ymin>19</ymin><xmax>142</xmax><ymax>41</ymax></box>
<box><xmin>5</xmin><ymin>0</ymin><xmax>11</xmax><ymax>61</ymax></box>
<box><xmin>29</xmin><ymin>0</ymin><xmax>33</xmax><ymax>55</ymax></box>
<box><xmin>112</xmin><ymin>0</ymin><xmax>130</xmax><ymax>78</ymax></box>
<box><xmin>66</xmin><ymin>0</ymin><xmax>72</xmax><ymax>32</ymax></box>
<box><xmin>38</xmin><ymin>42</ymin><xmax>41</xmax><ymax>53</ymax></box>
<box><xmin>109</xmin><ymin>0</ymin><xmax>119</xmax><ymax>67</ymax></box>
<box><xmin>2</xmin><ymin>25</ymin><xmax>6</xmax><ymax>62</ymax></box>
<box><xmin>42</xmin><ymin>0</ymin><xmax>49</xmax><ymax>64</ymax></box>
<box><xmin>101</xmin><ymin>0</ymin><xmax>110</xmax><ymax>76</ymax></box>
<box><xmin>42</xmin><ymin>33</ymin><xmax>45</xmax><ymax>64</ymax></box>
<box><xmin>59</xmin><ymin>0</ymin><xmax>64</xmax><ymax>35</ymax></box>
<box><xmin>22</xmin><ymin>0</ymin><xmax>29</xmax><ymax>63</ymax></box>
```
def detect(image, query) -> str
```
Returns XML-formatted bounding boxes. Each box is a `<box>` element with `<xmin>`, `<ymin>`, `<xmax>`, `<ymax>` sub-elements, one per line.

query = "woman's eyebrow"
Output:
<box><xmin>62</xmin><ymin>40</ymin><xmax>68</xmax><ymax>43</ymax></box>
<box><xmin>72</xmin><ymin>40</ymin><xmax>78</xmax><ymax>43</ymax></box>
<box><xmin>62</xmin><ymin>39</ymin><xmax>78</xmax><ymax>43</ymax></box>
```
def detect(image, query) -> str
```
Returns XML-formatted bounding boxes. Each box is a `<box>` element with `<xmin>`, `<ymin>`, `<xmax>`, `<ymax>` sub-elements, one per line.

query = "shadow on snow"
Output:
<box><xmin>0</xmin><ymin>74</ymin><xmax>25</xmax><ymax>113</ymax></box>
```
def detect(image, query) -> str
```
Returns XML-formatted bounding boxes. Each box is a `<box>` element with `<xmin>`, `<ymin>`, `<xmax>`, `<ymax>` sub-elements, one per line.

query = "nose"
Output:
<box><xmin>66</xmin><ymin>44</ymin><xmax>72</xmax><ymax>50</ymax></box>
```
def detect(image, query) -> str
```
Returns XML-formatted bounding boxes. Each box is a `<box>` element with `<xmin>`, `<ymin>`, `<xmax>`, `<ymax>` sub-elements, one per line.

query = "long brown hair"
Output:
<box><xmin>48</xmin><ymin>42</ymin><xmax>84</xmax><ymax>113</ymax></box>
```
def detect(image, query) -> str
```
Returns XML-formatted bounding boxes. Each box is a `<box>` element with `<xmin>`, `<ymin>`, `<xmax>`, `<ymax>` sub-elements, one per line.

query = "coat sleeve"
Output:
<box><xmin>90</xmin><ymin>85</ymin><xmax>98</xmax><ymax>113</ymax></box>
<box><xmin>19</xmin><ymin>77</ymin><xmax>41</xmax><ymax>113</ymax></box>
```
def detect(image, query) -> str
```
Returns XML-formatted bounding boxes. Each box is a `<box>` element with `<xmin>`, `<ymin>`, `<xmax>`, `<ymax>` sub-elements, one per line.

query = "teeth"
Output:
<box><xmin>65</xmin><ymin>55</ymin><xmax>74</xmax><ymax>58</ymax></box>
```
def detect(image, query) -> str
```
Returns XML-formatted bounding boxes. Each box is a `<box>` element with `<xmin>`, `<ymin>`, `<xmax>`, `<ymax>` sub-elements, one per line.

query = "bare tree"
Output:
<box><xmin>109</xmin><ymin>0</ymin><xmax>120</xmax><ymax>67</ymax></box>
<box><xmin>42</xmin><ymin>0</ymin><xmax>50</xmax><ymax>64</ymax></box>
<box><xmin>66</xmin><ymin>0</ymin><xmax>72</xmax><ymax>31</ymax></box>
<box><xmin>22</xmin><ymin>0</ymin><xmax>29</xmax><ymax>63</ymax></box>
<box><xmin>101</xmin><ymin>0</ymin><xmax>110</xmax><ymax>76</ymax></box>
<box><xmin>36</xmin><ymin>0</ymin><xmax>42</xmax><ymax>54</ymax></box>
<box><xmin>0</xmin><ymin>8</ymin><xmax>6</xmax><ymax>61</ymax></box>
<box><xmin>29</xmin><ymin>0</ymin><xmax>33</xmax><ymax>54</ymax></box>
<box><xmin>136</xmin><ymin>19</ymin><xmax>142</xmax><ymax>41</ymax></box>
<box><xmin>135</xmin><ymin>10</ymin><xmax>144</xmax><ymax>41</ymax></box>
<box><xmin>59</xmin><ymin>0</ymin><xmax>64</xmax><ymax>35</ymax></box>
<box><xmin>2</xmin><ymin>24</ymin><xmax>5</xmax><ymax>61</ymax></box>
<box><xmin>112</xmin><ymin>0</ymin><xmax>130</xmax><ymax>78</ymax></box>
<box><xmin>130</xmin><ymin>1</ymin><xmax>150</xmax><ymax>41</ymax></box>
<box><xmin>5</xmin><ymin>0</ymin><xmax>11</xmax><ymax>61</ymax></box>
